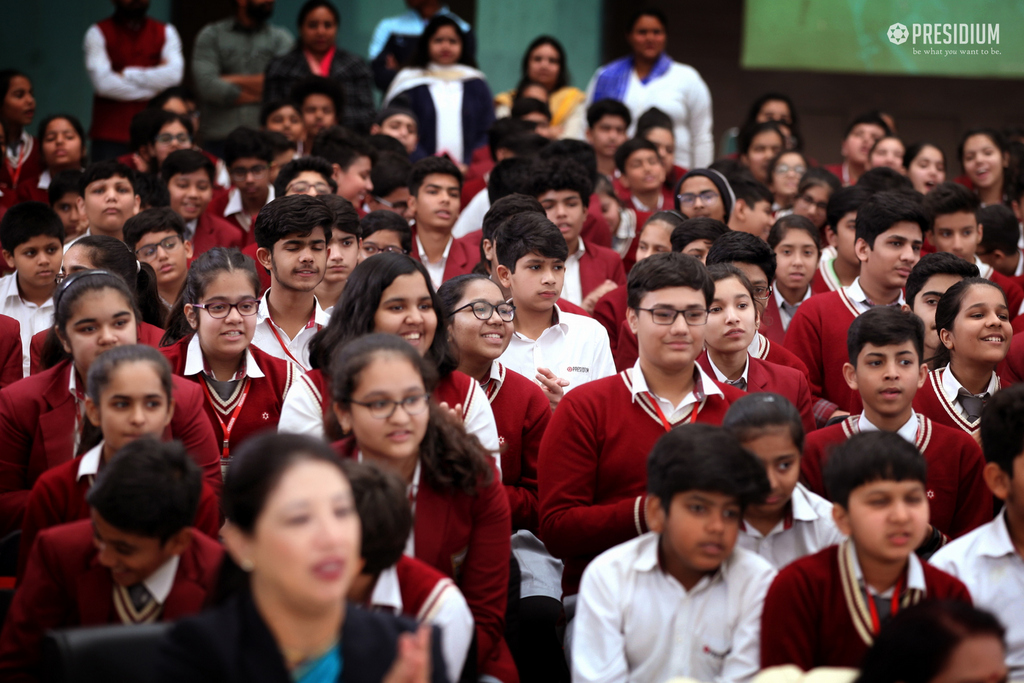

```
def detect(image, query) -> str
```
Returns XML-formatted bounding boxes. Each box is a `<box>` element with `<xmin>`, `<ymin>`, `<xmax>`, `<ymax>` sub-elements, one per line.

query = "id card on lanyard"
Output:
<box><xmin>200</xmin><ymin>378</ymin><xmax>252</xmax><ymax>475</ymax></box>
<box><xmin>646</xmin><ymin>392</ymin><xmax>700</xmax><ymax>432</ymax></box>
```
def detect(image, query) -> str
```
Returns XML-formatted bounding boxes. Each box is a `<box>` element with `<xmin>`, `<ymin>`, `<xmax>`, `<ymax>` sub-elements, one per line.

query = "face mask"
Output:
<box><xmin>246</xmin><ymin>1</ymin><xmax>275</xmax><ymax>23</ymax></box>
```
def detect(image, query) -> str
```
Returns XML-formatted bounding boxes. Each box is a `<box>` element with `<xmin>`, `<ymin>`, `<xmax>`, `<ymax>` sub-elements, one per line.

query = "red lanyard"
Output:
<box><xmin>267</xmin><ymin>319</ymin><xmax>306</xmax><ymax>366</ymax></box>
<box><xmin>6</xmin><ymin>141</ymin><xmax>27</xmax><ymax>187</ymax></box>
<box><xmin>200</xmin><ymin>377</ymin><xmax>252</xmax><ymax>459</ymax></box>
<box><xmin>646</xmin><ymin>392</ymin><xmax>698</xmax><ymax>432</ymax></box>
<box><xmin>866</xmin><ymin>574</ymin><xmax>905</xmax><ymax>634</ymax></box>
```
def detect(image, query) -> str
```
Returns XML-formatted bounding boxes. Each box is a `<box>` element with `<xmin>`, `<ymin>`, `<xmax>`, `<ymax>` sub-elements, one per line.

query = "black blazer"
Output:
<box><xmin>157</xmin><ymin>590</ymin><xmax>449</xmax><ymax>683</ymax></box>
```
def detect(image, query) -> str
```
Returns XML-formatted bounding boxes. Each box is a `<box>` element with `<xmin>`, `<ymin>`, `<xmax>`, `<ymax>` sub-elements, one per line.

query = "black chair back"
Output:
<box><xmin>0</xmin><ymin>530</ymin><xmax>20</xmax><ymax>577</ymax></box>
<box><xmin>41</xmin><ymin>622</ymin><xmax>170</xmax><ymax>683</ymax></box>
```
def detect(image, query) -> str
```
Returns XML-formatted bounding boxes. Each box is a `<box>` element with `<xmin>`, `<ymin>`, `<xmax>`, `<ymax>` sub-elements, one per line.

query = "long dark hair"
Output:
<box><xmin>68</xmin><ymin>235</ymin><xmax>167</xmax><ymax>328</ymax></box>
<box><xmin>307</xmin><ymin>252</ymin><xmax>456</xmax><ymax>376</ymax></box>
<box><xmin>409</xmin><ymin>15</ymin><xmax>476</xmax><ymax>68</ymax></box>
<box><xmin>331</xmin><ymin>333</ymin><xmax>492</xmax><ymax>495</ymax></box>
<box><xmin>743</xmin><ymin>92</ymin><xmax>801</xmax><ymax>151</ymax></box>
<box><xmin>41</xmin><ymin>270</ymin><xmax>140</xmax><ymax>372</ymax></box>
<box><xmin>161</xmin><ymin>247</ymin><xmax>261</xmax><ymax>346</ymax></box>
<box><xmin>519</xmin><ymin>35</ymin><xmax>569</xmax><ymax>92</ymax></box>
<box><xmin>932</xmin><ymin>277</ymin><xmax>1007</xmax><ymax>368</ymax></box>
<box><xmin>723</xmin><ymin>392</ymin><xmax>806</xmax><ymax>452</ymax></box>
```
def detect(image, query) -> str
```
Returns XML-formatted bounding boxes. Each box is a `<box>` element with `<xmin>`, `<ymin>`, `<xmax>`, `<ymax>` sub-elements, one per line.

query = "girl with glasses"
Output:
<box><xmin>438</xmin><ymin>273</ymin><xmax>547</xmax><ymax>534</ymax></box>
<box><xmin>330</xmin><ymin>333</ymin><xmax>517</xmax><ymax>683</ymax></box>
<box><xmin>767</xmin><ymin>150</ymin><xmax>809</xmax><ymax>212</ymax></box>
<box><xmin>161</xmin><ymin>248</ymin><xmax>298</xmax><ymax>475</ymax></box>
<box><xmin>699</xmin><ymin>263</ymin><xmax>816</xmax><ymax>435</ymax></box>
<box><xmin>279</xmin><ymin>253</ymin><xmax>500</xmax><ymax>457</ymax></box>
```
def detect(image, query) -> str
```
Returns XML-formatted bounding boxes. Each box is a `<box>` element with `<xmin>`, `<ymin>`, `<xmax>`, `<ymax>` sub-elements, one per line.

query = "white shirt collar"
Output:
<box><xmin>0</xmin><ymin>272</ymin><xmax>55</xmax><ymax>311</ymax></box>
<box><xmin>630</xmin><ymin>193</ymin><xmax>664</xmax><ymax>214</ymax></box>
<box><xmin>857</xmin><ymin>411</ymin><xmax>919</xmax><ymax>445</ymax></box>
<box><xmin>633</xmin><ymin>527</ymin><xmax>724</xmax><ymax>591</ymax></box>
<box><xmin>513</xmin><ymin>304</ymin><xmax>569</xmax><ymax>342</ymax></box>
<box><xmin>567</xmin><ymin>237</ymin><xmax>587</xmax><ymax>261</ymax></box>
<box><xmin>143</xmin><ymin>554</ymin><xmax>181</xmax><ymax>605</ymax></box>
<box><xmin>706</xmin><ymin>353</ymin><xmax>749</xmax><ymax>385</ymax></box>
<box><xmin>940</xmin><ymin>366</ymin><xmax>999</xmax><ymax>403</ymax></box>
<box><xmin>846</xmin><ymin>276</ymin><xmax>906</xmax><ymax>308</ymax></box>
<box><xmin>184</xmin><ymin>218</ymin><xmax>197</xmax><ymax>242</ymax></box>
<box><xmin>747</xmin><ymin>332</ymin><xmax>762</xmax><ymax>357</ymax></box>
<box><xmin>369</xmin><ymin>565</ymin><xmax>404</xmax><ymax>613</ymax></box>
<box><xmin>37</xmin><ymin>169</ymin><xmax>51</xmax><ymax>190</ymax></box>
<box><xmin>790</xmin><ymin>483</ymin><xmax>827</xmax><ymax>523</ymax></box>
<box><xmin>628</xmin><ymin>357</ymin><xmax>724</xmax><ymax>409</ymax></box>
<box><xmin>773</xmin><ymin>283</ymin><xmax>812</xmax><ymax>312</ymax></box>
<box><xmin>183</xmin><ymin>332</ymin><xmax>265</xmax><ymax>379</ymax></box>
<box><xmin>224</xmin><ymin>185</ymin><xmax>275</xmax><ymax>219</ymax></box>
<box><xmin>77</xmin><ymin>442</ymin><xmax>104</xmax><ymax>481</ymax></box>
<box><xmin>977</xmin><ymin>509</ymin><xmax>1018</xmax><ymax>559</ymax></box>
<box><xmin>256</xmin><ymin>288</ymin><xmax>330</xmax><ymax>335</ymax></box>
<box><xmin>415</xmin><ymin>233</ymin><xmax>454</xmax><ymax>264</ymax></box>
<box><xmin>850</xmin><ymin>538</ymin><xmax>927</xmax><ymax>594</ymax></box>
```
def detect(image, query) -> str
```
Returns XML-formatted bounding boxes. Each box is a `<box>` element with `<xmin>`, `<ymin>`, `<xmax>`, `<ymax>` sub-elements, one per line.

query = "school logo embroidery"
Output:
<box><xmin>262</xmin><ymin>412</ymin><xmax>270</xmax><ymax>420</ymax></box>
<box><xmin>498</xmin><ymin>436</ymin><xmax>506</xmax><ymax>446</ymax></box>
<box><xmin>703</xmin><ymin>644</ymin><xmax>731</xmax><ymax>659</ymax></box>
<box><xmin>888</xmin><ymin>23</ymin><xmax>909</xmax><ymax>45</ymax></box>
<box><xmin>566</xmin><ymin>366</ymin><xmax>590</xmax><ymax>374</ymax></box>
<box><xmin>927</xmin><ymin>489</ymin><xmax>935</xmax><ymax>499</ymax></box>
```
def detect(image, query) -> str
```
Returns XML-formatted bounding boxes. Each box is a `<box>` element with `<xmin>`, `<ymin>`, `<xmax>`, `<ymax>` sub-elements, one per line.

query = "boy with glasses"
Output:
<box><xmin>123</xmin><ymin>207</ymin><xmax>193</xmax><ymax>307</ymax></box>
<box><xmin>208</xmin><ymin>127</ymin><xmax>276</xmax><ymax>245</ymax></box>
<box><xmin>674</xmin><ymin>168</ymin><xmax>734</xmax><ymax>223</ymax></box>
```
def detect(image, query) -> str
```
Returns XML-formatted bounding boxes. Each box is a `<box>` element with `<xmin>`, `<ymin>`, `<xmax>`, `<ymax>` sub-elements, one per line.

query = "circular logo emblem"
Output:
<box><xmin>888</xmin><ymin>23</ymin><xmax>909</xmax><ymax>45</ymax></box>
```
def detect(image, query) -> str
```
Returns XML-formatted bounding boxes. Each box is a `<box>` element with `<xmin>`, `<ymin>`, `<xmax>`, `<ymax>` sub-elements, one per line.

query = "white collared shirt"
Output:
<box><xmin>498</xmin><ymin>305</ymin><xmax>615</xmax><ymax>395</ymax></box>
<box><xmin>451</xmin><ymin>188</ymin><xmax>489</xmax><ymax>239</ymax></box>
<box><xmin>850</xmin><ymin>537</ymin><xmax>927</xmax><ymax>597</ymax></box>
<box><xmin>738</xmin><ymin>483</ymin><xmax>845</xmax><ymax>570</ymax></box>
<box><xmin>183</xmin><ymin>333</ymin><xmax>265</xmax><ymax>379</ymax></box>
<box><xmin>37</xmin><ymin>169</ymin><xmax>52</xmax><ymax>190</ymax></box>
<box><xmin>858</xmin><ymin>411</ymin><xmax>919</xmax><ymax>445</ymax></box>
<box><xmin>747</xmin><ymin>332</ymin><xmax>763</xmax><ymax>358</ymax></box>
<box><xmin>143</xmin><ymin>554</ymin><xmax>181</xmax><ymax>606</ymax></box>
<box><xmin>250</xmin><ymin>289</ymin><xmax>330</xmax><ymax>371</ymax></box>
<box><xmin>572</xmin><ymin>532</ymin><xmax>775</xmax><ymax>683</ymax></box>
<box><xmin>183</xmin><ymin>219</ymin><xmax>197</xmax><ymax>242</ymax></box>
<box><xmin>0</xmin><ymin>272</ymin><xmax>56</xmax><ymax>377</ymax></box>
<box><xmin>223</xmin><ymin>185</ymin><xmax>275</xmax><ymax>234</ymax></box>
<box><xmin>628</xmin><ymin>359</ymin><xmax>724</xmax><ymax>423</ymax></box>
<box><xmin>369</xmin><ymin>564</ymin><xmax>474</xmax><ymax>683</ymax></box>
<box><xmin>1015</xmin><ymin>253</ymin><xmax>1024</xmax><ymax>278</ymax></box>
<box><xmin>774</xmin><ymin>285</ymin><xmax>813</xmax><ymax>331</ymax></box>
<box><xmin>416</xmin><ymin>234</ymin><xmax>453</xmax><ymax>290</ymax></box>
<box><xmin>76</xmin><ymin>442</ymin><xmax>104</xmax><ymax>481</ymax></box>
<box><xmin>707</xmin><ymin>353</ymin><xmax>750</xmax><ymax>388</ymax></box>
<box><xmin>931</xmin><ymin>510</ymin><xmax>1024</xmax><ymax>678</ymax></box>
<box><xmin>939</xmin><ymin>367</ymin><xmax>999</xmax><ymax>423</ymax></box>
<box><xmin>561</xmin><ymin>239</ymin><xmax>587</xmax><ymax>306</ymax></box>
<box><xmin>844</xmin><ymin>276</ymin><xmax>906</xmax><ymax>315</ymax></box>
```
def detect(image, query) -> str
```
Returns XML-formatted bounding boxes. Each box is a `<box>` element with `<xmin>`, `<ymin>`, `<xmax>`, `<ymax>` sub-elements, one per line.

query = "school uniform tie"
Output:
<box><xmin>128</xmin><ymin>583</ymin><xmax>153</xmax><ymax>611</ymax></box>
<box><xmin>956</xmin><ymin>388</ymin><xmax>988</xmax><ymax>422</ymax></box>
<box><xmin>727</xmin><ymin>378</ymin><xmax>747</xmax><ymax>392</ymax></box>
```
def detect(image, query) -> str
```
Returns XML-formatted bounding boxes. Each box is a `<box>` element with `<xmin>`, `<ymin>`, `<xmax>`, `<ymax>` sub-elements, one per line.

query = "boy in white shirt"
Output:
<box><xmin>572</xmin><ymin>424</ymin><xmax>775</xmax><ymax>683</ymax></box>
<box><xmin>494</xmin><ymin>211</ymin><xmax>614</xmax><ymax>409</ymax></box>
<box><xmin>931</xmin><ymin>384</ymin><xmax>1024</xmax><ymax>679</ymax></box>
<box><xmin>0</xmin><ymin>202</ymin><xmax>63</xmax><ymax>376</ymax></box>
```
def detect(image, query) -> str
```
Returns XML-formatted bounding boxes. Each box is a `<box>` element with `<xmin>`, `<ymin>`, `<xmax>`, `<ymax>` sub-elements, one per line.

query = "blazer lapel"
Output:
<box><xmin>577</xmin><ymin>248</ymin><xmax>601</xmax><ymax>301</ymax></box>
<box><xmin>747</xmin><ymin>357</ymin><xmax>770</xmax><ymax>392</ymax></box>
<box><xmin>42</xmin><ymin>363</ymin><xmax>77</xmax><ymax>469</ymax></box>
<box><xmin>77</xmin><ymin>560</ymin><xmax>115</xmax><ymax>625</ymax></box>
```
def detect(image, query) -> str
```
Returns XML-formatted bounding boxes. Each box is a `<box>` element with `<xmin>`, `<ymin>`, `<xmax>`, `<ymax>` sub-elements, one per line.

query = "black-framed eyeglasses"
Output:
<box><xmin>361</xmin><ymin>242</ymin><xmax>408</xmax><ymax>256</ymax></box>
<box><xmin>349</xmin><ymin>394</ymin><xmax>430</xmax><ymax>420</ymax></box>
<box><xmin>636</xmin><ymin>307</ymin><xmax>709</xmax><ymax>326</ymax></box>
<box><xmin>286</xmin><ymin>180</ymin><xmax>331</xmax><ymax>195</ymax></box>
<box><xmin>192</xmin><ymin>300</ymin><xmax>260</xmax><ymax>318</ymax></box>
<box><xmin>452</xmin><ymin>301</ymin><xmax>516</xmax><ymax>322</ymax></box>
<box><xmin>229</xmin><ymin>164</ymin><xmax>269</xmax><ymax>181</ymax></box>
<box><xmin>135</xmin><ymin>235</ymin><xmax>183</xmax><ymax>259</ymax></box>
<box><xmin>155</xmin><ymin>132</ymin><xmax>191</xmax><ymax>145</ymax></box>
<box><xmin>796</xmin><ymin>194</ymin><xmax>828</xmax><ymax>211</ymax></box>
<box><xmin>752</xmin><ymin>285</ymin><xmax>772</xmax><ymax>301</ymax></box>
<box><xmin>676</xmin><ymin>190</ymin><xmax>720</xmax><ymax>207</ymax></box>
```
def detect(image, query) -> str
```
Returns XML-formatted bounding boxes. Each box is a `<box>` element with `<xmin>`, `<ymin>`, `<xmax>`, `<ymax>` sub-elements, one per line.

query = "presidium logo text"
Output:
<box><xmin>887</xmin><ymin>22</ymin><xmax>1000</xmax><ymax>47</ymax></box>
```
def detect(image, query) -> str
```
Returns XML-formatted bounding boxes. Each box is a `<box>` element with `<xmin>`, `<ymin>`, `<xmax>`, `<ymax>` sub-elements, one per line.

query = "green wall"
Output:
<box><xmin>0</xmin><ymin>0</ymin><xmax>602</xmax><ymax>133</ymax></box>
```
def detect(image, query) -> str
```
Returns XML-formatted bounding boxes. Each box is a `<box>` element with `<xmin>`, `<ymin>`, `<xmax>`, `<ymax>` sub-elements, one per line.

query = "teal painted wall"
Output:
<box><xmin>0</xmin><ymin>0</ymin><xmax>173</xmax><ymax>135</ymax></box>
<box><xmin>0</xmin><ymin>0</ymin><xmax>602</xmax><ymax>133</ymax></box>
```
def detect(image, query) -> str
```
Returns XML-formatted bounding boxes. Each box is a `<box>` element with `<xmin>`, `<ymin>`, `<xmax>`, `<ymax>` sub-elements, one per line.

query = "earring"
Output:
<box><xmin>240</xmin><ymin>558</ymin><xmax>255</xmax><ymax>572</ymax></box>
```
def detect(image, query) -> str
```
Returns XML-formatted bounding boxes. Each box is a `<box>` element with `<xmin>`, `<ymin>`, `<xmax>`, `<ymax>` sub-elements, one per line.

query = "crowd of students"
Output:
<box><xmin>0</xmin><ymin>1</ymin><xmax>1023</xmax><ymax>682</ymax></box>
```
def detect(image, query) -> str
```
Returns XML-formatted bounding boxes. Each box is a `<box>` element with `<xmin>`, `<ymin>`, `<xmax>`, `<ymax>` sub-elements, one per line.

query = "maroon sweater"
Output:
<box><xmin>761</xmin><ymin>543</ymin><xmax>971</xmax><ymax>670</ymax></box>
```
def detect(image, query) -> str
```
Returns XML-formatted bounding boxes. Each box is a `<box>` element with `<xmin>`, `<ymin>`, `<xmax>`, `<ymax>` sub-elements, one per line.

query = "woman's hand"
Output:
<box><xmin>383</xmin><ymin>624</ymin><xmax>432</xmax><ymax>683</ymax></box>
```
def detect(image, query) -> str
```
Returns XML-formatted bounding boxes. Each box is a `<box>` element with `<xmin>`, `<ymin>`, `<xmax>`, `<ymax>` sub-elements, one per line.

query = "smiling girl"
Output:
<box><xmin>0</xmin><ymin>271</ymin><xmax>220</xmax><ymax>536</ymax></box>
<box><xmin>279</xmin><ymin>253</ymin><xmax>500</xmax><ymax>453</ymax></box>
<box><xmin>331</xmin><ymin>333</ymin><xmax>516</xmax><ymax>682</ymax></box>
<box><xmin>958</xmin><ymin>128</ymin><xmax>1011</xmax><ymax>207</ymax></box>
<box><xmin>698</xmin><ymin>263</ymin><xmax>816</xmax><ymax>435</ymax></box>
<box><xmin>161</xmin><ymin>248</ymin><xmax>298</xmax><ymax>476</ymax></box>
<box><xmin>18</xmin><ymin>344</ymin><xmax>222</xmax><ymax>577</ymax></box>
<box><xmin>903</xmin><ymin>142</ymin><xmax>946</xmax><ymax>195</ymax></box>
<box><xmin>914</xmin><ymin>277</ymin><xmax>1012</xmax><ymax>439</ymax></box>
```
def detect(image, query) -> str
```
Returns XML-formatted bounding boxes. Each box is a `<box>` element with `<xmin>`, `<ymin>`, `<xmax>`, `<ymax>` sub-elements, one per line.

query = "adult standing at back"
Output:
<box><xmin>83</xmin><ymin>0</ymin><xmax>184</xmax><ymax>162</ymax></box>
<box><xmin>263</xmin><ymin>0</ymin><xmax>375</xmax><ymax>135</ymax></box>
<box><xmin>192</xmin><ymin>0</ymin><xmax>293</xmax><ymax>157</ymax></box>
<box><xmin>368</xmin><ymin>0</ymin><xmax>474</xmax><ymax>94</ymax></box>
<box><xmin>586</xmin><ymin>9</ymin><xmax>713</xmax><ymax>169</ymax></box>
